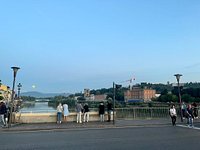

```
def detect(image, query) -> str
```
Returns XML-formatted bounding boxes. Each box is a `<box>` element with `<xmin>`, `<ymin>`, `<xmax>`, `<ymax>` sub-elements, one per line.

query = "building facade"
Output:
<box><xmin>0</xmin><ymin>84</ymin><xmax>12</xmax><ymax>102</ymax></box>
<box><xmin>124</xmin><ymin>87</ymin><xmax>156</xmax><ymax>102</ymax></box>
<box><xmin>84</xmin><ymin>89</ymin><xmax>90</xmax><ymax>98</ymax></box>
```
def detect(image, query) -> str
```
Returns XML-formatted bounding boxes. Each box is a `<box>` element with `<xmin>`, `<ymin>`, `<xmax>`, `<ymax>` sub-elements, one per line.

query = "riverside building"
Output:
<box><xmin>124</xmin><ymin>87</ymin><xmax>156</xmax><ymax>102</ymax></box>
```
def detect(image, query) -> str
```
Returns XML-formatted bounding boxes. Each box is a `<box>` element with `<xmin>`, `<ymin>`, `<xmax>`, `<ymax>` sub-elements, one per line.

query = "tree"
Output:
<box><xmin>0</xmin><ymin>95</ymin><xmax>3</xmax><ymax>100</ymax></box>
<box><xmin>181</xmin><ymin>94</ymin><xmax>193</xmax><ymax>103</ymax></box>
<box><xmin>157</xmin><ymin>94</ymin><xmax>178</xmax><ymax>103</ymax></box>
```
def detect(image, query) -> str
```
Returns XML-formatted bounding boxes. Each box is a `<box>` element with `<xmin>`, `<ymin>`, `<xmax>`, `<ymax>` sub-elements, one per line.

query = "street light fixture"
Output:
<box><xmin>174</xmin><ymin>74</ymin><xmax>183</xmax><ymax>122</ymax></box>
<box><xmin>113</xmin><ymin>82</ymin><xmax>116</xmax><ymax>125</ymax></box>
<box><xmin>17</xmin><ymin>83</ymin><xmax>22</xmax><ymax>98</ymax></box>
<box><xmin>8</xmin><ymin>66</ymin><xmax>20</xmax><ymax>128</ymax></box>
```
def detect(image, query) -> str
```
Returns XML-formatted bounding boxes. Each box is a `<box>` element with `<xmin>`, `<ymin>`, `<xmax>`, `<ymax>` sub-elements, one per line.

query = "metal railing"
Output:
<box><xmin>116</xmin><ymin>107</ymin><xmax>171</xmax><ymax>119</ymax></box>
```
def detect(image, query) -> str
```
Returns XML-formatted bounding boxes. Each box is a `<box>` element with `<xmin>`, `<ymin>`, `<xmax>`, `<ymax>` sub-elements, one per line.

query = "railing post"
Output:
<box><xmin>150</xmin><ymin>108</ymin><xmax>153</xmax><ymax>119</ymax></box>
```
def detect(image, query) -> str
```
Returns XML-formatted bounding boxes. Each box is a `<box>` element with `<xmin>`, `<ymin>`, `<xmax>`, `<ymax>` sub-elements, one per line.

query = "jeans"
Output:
<box><xmin>188</xmin><ymin>117</ymin><xmax>193</xmax><ymax>127</ymax></box>
<box><xmin>57</xmin><ymin>112</ymin><xmax>62</xmax><ymax>123</ymax></box>
<box><xmin>0</xmin><ymin>114</ymin><xmax>6</xmax><ymax>126</ymax></box>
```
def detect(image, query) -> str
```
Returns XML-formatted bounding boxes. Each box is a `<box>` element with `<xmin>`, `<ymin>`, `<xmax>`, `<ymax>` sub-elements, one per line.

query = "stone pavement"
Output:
<box><xmin>0</xmin><ymin>118</ymin><xmax>172</xmax><ymax>132</ymax></box>
<box><xmin>1</xmin><ymin>118</ymin><xmax>200</xmax><ymax>132</ymax></box>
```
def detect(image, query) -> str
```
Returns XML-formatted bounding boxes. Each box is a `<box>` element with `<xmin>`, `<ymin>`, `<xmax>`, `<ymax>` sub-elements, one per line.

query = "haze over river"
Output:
<box><xmin>20</xmin><ymin>101</ymin><xmax>56</xmax><ymax>113</ymax></box>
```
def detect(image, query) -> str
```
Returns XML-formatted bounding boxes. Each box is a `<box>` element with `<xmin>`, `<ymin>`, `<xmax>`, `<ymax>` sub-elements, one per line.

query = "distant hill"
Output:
<box><xmin>21</xmin><ymin>91</ymin><xmax>71</xmax><ymax>98</ymax></box>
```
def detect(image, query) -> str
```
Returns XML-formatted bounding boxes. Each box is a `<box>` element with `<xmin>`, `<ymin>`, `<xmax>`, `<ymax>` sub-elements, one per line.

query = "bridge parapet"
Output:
<box><xmin>14</xmin><ymin>112</ymin><xmax>112</xmax><ymax>123</ymax></box>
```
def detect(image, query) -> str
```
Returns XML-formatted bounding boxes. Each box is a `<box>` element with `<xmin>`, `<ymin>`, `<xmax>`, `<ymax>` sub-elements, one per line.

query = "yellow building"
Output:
<box><xmin>0</xmin><ymin>84</ymin><xmax>12</xmax><ymax>101</ymax></box>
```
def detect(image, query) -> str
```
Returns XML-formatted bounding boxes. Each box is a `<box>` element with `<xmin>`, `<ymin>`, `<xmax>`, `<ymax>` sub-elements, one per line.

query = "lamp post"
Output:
<box><xmin>8</xmin><ymin>66</ymin><xmax>20</xmax><ymax>128</ymax></box>
<box><xmin>113</xmin><ymin>82</ymin><xmax>116</xmax><ymax>125</ymax></box>
<box><xmin>112</xmin><ymin>82</ymin><xmax>122</xmax><ymax>125</ymax></box>
<box><xmin>17</xmin><ymin>83</ymin><xmax>22</xmax><ymax>98</ymax></box>
<box><xmin>174</xmin><ymin>74</ymin><xmax>183</xmax><ymax>122</ymax></box>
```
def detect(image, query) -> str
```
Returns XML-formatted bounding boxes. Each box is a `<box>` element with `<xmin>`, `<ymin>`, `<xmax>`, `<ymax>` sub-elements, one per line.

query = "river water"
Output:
<box><xmin>20</xmin><ymin>102</ymin><xmax>56</xmax><ymax>113</ymax></box>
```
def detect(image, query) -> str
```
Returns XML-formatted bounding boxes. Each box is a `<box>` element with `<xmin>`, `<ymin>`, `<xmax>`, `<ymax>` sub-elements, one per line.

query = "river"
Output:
<box><xmin>20</xmin><ymin>102</ymin><xmax>56</xmax><ymax>113</ymax></box>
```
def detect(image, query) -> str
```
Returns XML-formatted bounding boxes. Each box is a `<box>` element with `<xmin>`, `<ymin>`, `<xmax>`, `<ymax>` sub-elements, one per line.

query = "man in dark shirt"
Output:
<box><xmin>107</xmin><ymin>101</ymin><xmax>113</xmax><ymax>122</ymax></box>
<box><xmin>0</xmin><ymin>101</ymin><xmax>7</xmax><ymax>126</ymax></box>
<box><xmin>186</xmin><ymin>104</ymin><xmax>194</xmax><ymax>127</ymax></box>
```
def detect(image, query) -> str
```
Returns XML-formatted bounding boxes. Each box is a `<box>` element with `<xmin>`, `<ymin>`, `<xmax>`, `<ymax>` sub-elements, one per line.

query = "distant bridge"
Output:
<box><xmin>35</xmin><ymin>99</ymin><xmax>50</xmax><ymax>102</ymax></box>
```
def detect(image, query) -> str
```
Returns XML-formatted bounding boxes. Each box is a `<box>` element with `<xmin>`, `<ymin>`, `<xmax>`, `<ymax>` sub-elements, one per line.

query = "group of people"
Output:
<box><xmin>75</xmin><ymin>102</ymin><xmax>90</xmax><ymax>123</ymax></box>
<box><xmin>169</xmin><ymin>102</ymin><xmax>199</xmax><ymax>127</ymax></box>
<box><xmin>56</xmin><ymin>102</ymin><xmax>90</xmax><ymax>124</ymax></box>
<box><xmin>56</xmin><ymin>103</ymin><xmax>70</xmax><ymax>124</ymax></box>
<box><xmin>99</xmin><ymin>101</ymin><xmax>113</xmax><ymax>122</ymax></box>
<box><xmin>56</xmin><ymin>101</ymin><xmax>113</xmax><ymax>124</ymax></box>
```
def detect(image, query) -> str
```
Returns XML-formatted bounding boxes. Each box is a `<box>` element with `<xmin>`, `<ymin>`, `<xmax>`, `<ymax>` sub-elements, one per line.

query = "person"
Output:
<box><xmin>0</xmin><ymin>101</ymin><xmax>7</xmax><ymax>127</ymax></box>
<box><xmin>63</xmin><ymin>103</ymin><xmax>69</xmax><ymax>122</ymax></box>
<box><xmin>192</xmin><ymin>102</ymin><xmax>198</xmax><ymax>119</ymax></box>
<box><xmin>107</xmin><ymin>101</ymin><xmax>113</xmax><ymax>122</ymax></box>
<box><xmin>75</xmin><ymin>102</ymin><xmax>83</xmax><ymax>123</ymax></box>
<box><xmin>181</xmin><ymin>102</ymin><xmax>187</xmax><ymax>119</ymax></box>
<box><xmin>186</xmin><ymin>104</ymin><xmax>194</xmax><ymax>128</ymax></box>
<box><xmin>99</xmin><ymin>102</ymin><xmax>105</xmax><ymax>122</ymax></box>
<box><xmin>83</xmin><ymin>103</ymin><xmax>90</xmax><ymax>123</ymax></box>
<box><xmin>169</xmin><ymin>105</ymin><xmax>177</xmax><ymax>126</ymax></box>
<box><xmin>56</xmin><ymin>103</ymin><xmax>63</xmax><ymax>124</ymax></box>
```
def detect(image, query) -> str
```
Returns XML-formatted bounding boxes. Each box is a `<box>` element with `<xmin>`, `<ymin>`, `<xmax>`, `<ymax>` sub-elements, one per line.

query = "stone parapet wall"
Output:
<box><xmin>14</xmin><ymin>112</ymin><xmax>113</xmax><ymax>123</ymax></box>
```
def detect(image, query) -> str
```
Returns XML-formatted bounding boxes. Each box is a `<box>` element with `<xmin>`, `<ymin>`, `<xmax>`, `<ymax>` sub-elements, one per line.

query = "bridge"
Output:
<box><xmin>35</xmin><ymin>99</ymin><xmax>50</xmax><ymax>102</ymax></box>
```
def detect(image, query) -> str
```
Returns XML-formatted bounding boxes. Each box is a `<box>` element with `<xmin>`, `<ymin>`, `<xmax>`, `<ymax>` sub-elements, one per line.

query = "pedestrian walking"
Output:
<box><xmin>186</xmin><ymin>104</ymin><xmax>194</xmax><ymax>127</ymax></box>
<box><xmin>75</xmin><ymin>102</ymin><xmax>83</xmax><ymax>123</ymax></box>
<box><xmin>107</xmin><ymin>101</ymin><xmax>113</xmax><ymax>122</ymax></box>
<box><xmin>83</xmin><ymin>103</ymin><xmax>89</xmax><ymax>123</ymax></box>
<box><xmin>99</xmin><ymin>102</ymin><xmax>105</xmax><ymax>122</ymax></box>
<box><xmin>57</xmin><ymin>103</ymin><xmax>63</xmax><ymax>124</ymax></box>
<box><xmin>0</xmin><ymin>101</ymin><xmax>7</xmax><ymax>127</ymax></box>
<box><xmin>63</xmin><ymin>103</ymin><xmax>69</xmax><ymax>122</ymax></box>
<box><xmin>169</xmin><ymin>105</ymin><xmax>177</xmax><ymax>126</ymax></box>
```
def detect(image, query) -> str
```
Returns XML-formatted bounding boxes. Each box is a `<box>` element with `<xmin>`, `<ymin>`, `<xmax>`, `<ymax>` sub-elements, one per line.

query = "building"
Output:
<box><xmin>124</xmin><ymin>87</ymin><xmax>156</xmax><ymax>102</ymax></box>
<box><xmin>0</xmin><ymin>84</ymin><xmax>12</xmax><ymax>102</ymax></box>
<box><xmin>83</xmin><ymin>88</ymin><xmax>107</xmax><ymax>101</ymax></box>
<box><xmin>94</xmin><ymin>94</ymin><xmax>107</xmax><ymax>101</ymax></box>
<box><xmin>84</xmin><ymin>89</ymin><xmax>90</xmax><ymax>98</ymax></box>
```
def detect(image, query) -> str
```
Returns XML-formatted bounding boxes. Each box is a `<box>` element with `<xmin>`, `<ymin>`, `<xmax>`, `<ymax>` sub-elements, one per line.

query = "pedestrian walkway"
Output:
<box><xmin>0</xmin><ymin>118</ymin><xmax>170</xmax><ymax>132</ymax></box>
<box><xmin>1</xmin><ymin>118</ymin><xmax>200</xmax><ymax>132</ymax></box>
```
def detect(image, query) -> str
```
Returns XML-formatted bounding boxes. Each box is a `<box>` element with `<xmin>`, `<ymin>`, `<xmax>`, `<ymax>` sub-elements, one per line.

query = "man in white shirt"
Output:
<box><xmin>169</xmin><ymin>105</ymin><xmax>177</xmax><ymax>126</ymax></box>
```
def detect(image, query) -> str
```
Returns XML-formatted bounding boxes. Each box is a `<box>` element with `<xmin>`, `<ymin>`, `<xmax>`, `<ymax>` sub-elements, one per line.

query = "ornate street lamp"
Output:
<box><xmin>8</xmin><ymin>66</ymin><xmax>20</xmax><ymax>128</ymax></box>
<box><xmin>17</xmin><ymin>83</ymin><xmax>22</xmax><ymax>98</ymax></box>
<box><xmin>174</xmin><ymin>74</ymin><xmax>183</xmax><ymax>122</ymax></box>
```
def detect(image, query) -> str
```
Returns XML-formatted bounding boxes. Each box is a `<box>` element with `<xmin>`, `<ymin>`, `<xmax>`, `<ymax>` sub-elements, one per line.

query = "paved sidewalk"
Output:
<box><xmin>1</xmin><ymin>118</ymin><xmax>200</xmax><ymax>132</ymax></box>
<box><xmin>0</xmin><ymin>118</ymin><xmax>170</xmax><ymax>132</ymax></box>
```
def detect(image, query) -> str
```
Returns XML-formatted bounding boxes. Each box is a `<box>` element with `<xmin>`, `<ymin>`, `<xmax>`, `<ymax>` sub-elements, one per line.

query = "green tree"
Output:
<box><xmin>0</xmin><ymin>95</ymin><xmax>3</xmax><ymax>100</ymax></box>
<box><xmin>157</xmin><ymin>94</ymin><xmax>177</xmax><ymax>103</ymax></box>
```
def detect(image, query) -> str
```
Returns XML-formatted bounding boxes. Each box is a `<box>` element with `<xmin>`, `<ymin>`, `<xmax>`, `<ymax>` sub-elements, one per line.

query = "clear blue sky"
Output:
<box><xmin>1</xmin><ymin>0</ymin><xmax>200</xmax><ymax>93</ymax></box>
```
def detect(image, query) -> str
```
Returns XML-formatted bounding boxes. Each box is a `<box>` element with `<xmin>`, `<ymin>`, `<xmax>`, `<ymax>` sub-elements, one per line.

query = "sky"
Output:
<box><xmin>1</xmin><ymin>0</ymin><xmax>200</xmax><ymax>93</ymax></box>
